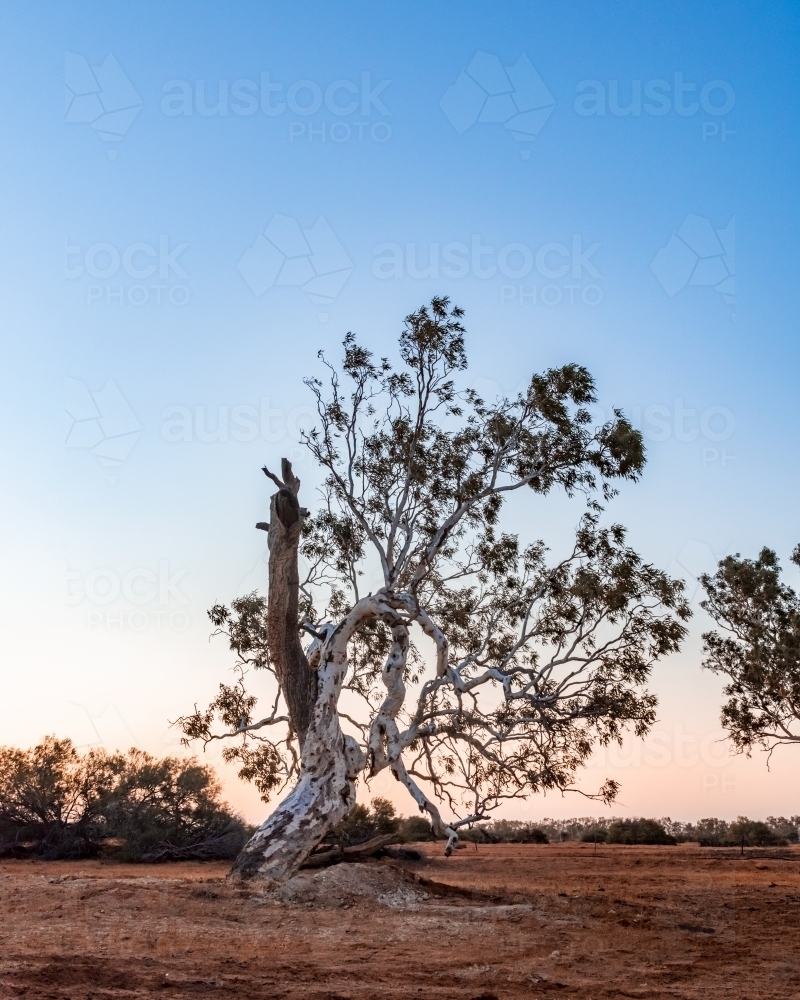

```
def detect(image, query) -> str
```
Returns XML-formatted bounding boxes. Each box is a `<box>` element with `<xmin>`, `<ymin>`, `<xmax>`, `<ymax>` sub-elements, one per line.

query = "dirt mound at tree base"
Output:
<box><xmin>251</xmin><ymin>858</ymin><xmax>527</xmax><ymax>909</ymax></box>
<box><xmin>256</xmin><ymin>861</ymin><xmax>431</xmax><ymax>908</ymax></box>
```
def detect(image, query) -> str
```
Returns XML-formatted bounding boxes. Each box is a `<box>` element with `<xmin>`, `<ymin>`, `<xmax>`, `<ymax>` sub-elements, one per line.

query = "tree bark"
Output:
<box><xmin>227</xmin><ymin>725</ymin><xmax>364</xmax><ymax>882</ymax></box>
<box><xmin>265</xmin><ymin>462</ymin><xmax>317</xmax><ymax>747</ymax></box>
<box><xmin>230</xmin><ymin>463</ymin><xmax>372</xmax><ymax>882</ymax></box>
<box><xmin>229</xmin><ymin>598</ymin><xmax>381</xmax><ymax>882</ymax></box>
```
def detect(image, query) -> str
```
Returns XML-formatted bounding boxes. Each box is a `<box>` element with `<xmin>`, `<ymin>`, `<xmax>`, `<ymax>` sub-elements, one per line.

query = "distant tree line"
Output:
<box><xmin>464</xmin><ymin>815</ymin><xmax>798</xmax><ymax>847</ymax></box>
<box><xmin>322</xmin><ymin>800</ymin><xmax>799</xmax><ymax>848</ymax></box>
<box><xmin>0</xmin><ymin>737</ymin><xmax>247</xmax><ymax>861</ymax></box>
<box><xmin>2</xmin><ymin>739</ymin><xmax>796</xmax><ymax>860</ymax></box>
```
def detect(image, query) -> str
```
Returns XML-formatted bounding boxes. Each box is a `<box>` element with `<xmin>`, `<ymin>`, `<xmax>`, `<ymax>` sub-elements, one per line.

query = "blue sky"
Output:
<box><xmin>1</xmin><ymin>0</ymin><xmax>799</xmax><ymax>823</ymax></box>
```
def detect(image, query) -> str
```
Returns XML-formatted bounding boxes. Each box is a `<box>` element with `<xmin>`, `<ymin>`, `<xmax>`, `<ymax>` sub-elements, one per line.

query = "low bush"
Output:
<box><xmin>7</xmin><ymin>740</ymin><xmax>793</xmax><ymax>861</ymax></box>
<box><xmin>397</xmin><ymin>814</ymin><xmax>434</xmax><ymax>842</ymax></box>
<box><xmin>327</xmin><ymin>798</ymin><xmax>433</xmax><ymax>847</ymax></box>
<box><xmin>725</xmin><ymin>818</ymin><xmax>787</xmax><ymax>847</ymax></box>
<box><xmin>0</xmin><ymin>737</ymin><xmax>246</xmax><ymax>861</ymax></box>
<box><xmin>606</xmin><ymin>819</ymin><xmax>676</xmax><ymax>845</ymax></box>
<box><xmin>531</xmin><ymin>816</ymin><xmax>800</xmax><ymax>844</ymax></box>
<box><xmin>668</xmin><ymin>816</ymin><xmax>794</xmax><ymax>846</ymax></box>
<box><xmin>580</xmin><ymin>828</ymin><xmax>608</xmax><ymax>843</ymax></box>
<box><xmin>764</xmin><ymin>816</ymin><xmax>799</xmax><ymax>843</ymax></box>
<box><xmin>101</xmin><ymin>749</ymin><xmax>247</xmax><ymax>861</ymax></box>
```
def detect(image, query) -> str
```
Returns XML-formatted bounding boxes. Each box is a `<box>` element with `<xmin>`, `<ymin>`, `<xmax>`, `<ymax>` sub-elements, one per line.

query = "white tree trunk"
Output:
<box><xmin>228</xmin><ymin>730</ymin><xmax>364</xmax><ymax>883</ymax></box>
<box><xmin>367</xmin><ymin>610</ymin><xmax>460</xmax><ymax>853</ymax></box>
<box><xmin>229</xmin><ymin>599</ymin><xmax>380</xmax><ymax>882</ymax></box>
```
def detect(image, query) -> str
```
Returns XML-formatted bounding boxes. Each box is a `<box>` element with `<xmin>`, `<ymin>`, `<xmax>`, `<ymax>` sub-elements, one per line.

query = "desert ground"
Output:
<box><xmin>0</xmin><ymin>842</ymin><xmax>798</xmax><ymax>1000</ymax></box>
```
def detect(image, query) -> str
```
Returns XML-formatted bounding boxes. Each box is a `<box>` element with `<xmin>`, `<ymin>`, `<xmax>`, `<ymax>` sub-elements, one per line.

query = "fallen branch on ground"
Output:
<box><xmin>300</xmin><ymin>834</ymin><xmax>398</xmax><ymax>869</ymax></box>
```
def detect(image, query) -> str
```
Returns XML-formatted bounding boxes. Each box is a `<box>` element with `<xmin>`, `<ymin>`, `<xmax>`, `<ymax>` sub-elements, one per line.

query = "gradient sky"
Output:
<box><xmin>1</xmin><ymin>1</ymin><xmax>798</xmax><ymax>825</ymax></box>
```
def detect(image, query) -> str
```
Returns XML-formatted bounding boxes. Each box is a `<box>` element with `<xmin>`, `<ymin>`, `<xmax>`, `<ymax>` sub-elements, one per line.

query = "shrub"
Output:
<box><xmin>0</xmin><ymin>737</ymin><xmax>120</xmax><ymax>859</ymax></box>
<box><xmin>316</xmin><ymin>808</ymin><xmax>797</xmax><ymax>850</ymax></box>
<box><xmin>371</xmin><ymin>796</ymin><xmax>401</xmax><ymax>836</ymax></box>
<box><xmin>328</xmin><ymin>797</ymin><xmax>408</xmax><ymax>847</ymax></box>
<box><xmin>508</xmin><ymin>824</ymin><xmax>549</xmax><ymax>844</ymax></box>
<box><xmin>524</xmin><ymin>817</ymin><xmax>612</xmax><ymax>842</ymax></box>
<box><xmin>397</xmin><ymin>814</ymin><xmax>434</xmax><ymax>842</ymax></box>
<box><xmin>765</xmin><ymin>816</ymin><xmax>800</xmax><ymax>843</ymax></box>
<box><xmin>726</xmin><ymin>818</ymin><xmax>787</xmax><ymax>847</ymax></box>
<box><xmin>101</xmin><ymin>750</ymin><xmax>247</xmax><ymax>861</ymax></box>
<box><xmin>679</xmin><ymin>816</ymin><xmax>792</xmax><ymax>846</ymax></box>
<box><xmin>580</xmin><ymin>828</ymin><xmax>608</xmax><ymax>843</ymax></box>
<box><xmin>0</xmin><ymin>738</ymin><xmax>246</xmax><ymax>861</ymax></box>
<box><xmin>330</xmin><ymin>804</ymin><xmax>376</xmax><ymax>846</ymax></box>
<box><xmin>681</xmin><ymin>817</ymin><xmax>730</xmax><ymax>845</ymax></box>
<box><xmin>606</xmin><ymin>819</ymin><xmax>676</xmax><ymax>845</ymax></box>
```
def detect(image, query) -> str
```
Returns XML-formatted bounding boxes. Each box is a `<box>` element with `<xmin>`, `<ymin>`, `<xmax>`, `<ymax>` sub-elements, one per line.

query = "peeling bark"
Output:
<box><xmin>368</xmin><ymin>620</ymin><xmax>408</xmax><ymax>776</ymax></box>
<box><xmin>228</xmin><ymin>721</ymin><xmax>364</xmax><ymax>882</ymax></box>
<box><xmin>367</xmin><ymin>615</ymin><xmax>459</xmax><ymax>854</ymax></box>
<box><xmin>230</xmin><ymin>537</ymin><xmax>385</xmax><ymax>881</ymax></box>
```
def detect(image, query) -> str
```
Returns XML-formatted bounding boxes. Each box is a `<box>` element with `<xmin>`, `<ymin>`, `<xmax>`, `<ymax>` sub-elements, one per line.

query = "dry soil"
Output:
<box><xmin>0</xmin><ymin>842</ymin><xmax>798</xmax><ymax>999</ymax></box>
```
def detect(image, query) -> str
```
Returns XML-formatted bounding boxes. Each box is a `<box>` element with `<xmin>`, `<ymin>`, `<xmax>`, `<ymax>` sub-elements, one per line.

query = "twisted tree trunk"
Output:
<box><xmin>228</xmin><ymin>696</ymin><xmax>364</xmax><ymax>881</ymax></box>
<box><xmin>229</xmin><ymin>461</ymin><xmax>366</xmax><ymax>882</ymax></box>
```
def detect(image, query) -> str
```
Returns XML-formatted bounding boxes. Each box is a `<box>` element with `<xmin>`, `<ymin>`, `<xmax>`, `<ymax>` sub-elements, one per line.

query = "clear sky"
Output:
<box><xmin>1</xmin><ymin>0</ymin><xmax>798</xmax><ymax>825</ymax></box>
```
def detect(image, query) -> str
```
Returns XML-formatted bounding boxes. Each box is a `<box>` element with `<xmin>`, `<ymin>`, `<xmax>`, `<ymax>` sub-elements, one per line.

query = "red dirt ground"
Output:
<box><xmin>1</xmin><ymin>842</ymin><xmax>798</xmax><ymax>999</ymax></box>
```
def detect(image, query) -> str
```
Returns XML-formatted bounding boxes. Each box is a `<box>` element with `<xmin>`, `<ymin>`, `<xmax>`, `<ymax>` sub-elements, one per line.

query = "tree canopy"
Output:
<box><xmin>701</xmin><ymin>545</ymin><xmax>800</xmax><ymax>753</ymax></box>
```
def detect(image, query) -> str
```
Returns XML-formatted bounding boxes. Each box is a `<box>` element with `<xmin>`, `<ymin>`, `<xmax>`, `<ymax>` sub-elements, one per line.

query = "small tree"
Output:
<box><xmin>179</xmin><ymin>299</ymin><xmax>689</xmax><ymax>882</ymax></box>
<box><xmin>701</xmin><ymin>545</ymin><xmax>800</xmax><ymax>754</ymax></box>
<box><xmin>0</xmin><ymin>737</ymin><xmax>119</xmax><ymax>858</ymax></box>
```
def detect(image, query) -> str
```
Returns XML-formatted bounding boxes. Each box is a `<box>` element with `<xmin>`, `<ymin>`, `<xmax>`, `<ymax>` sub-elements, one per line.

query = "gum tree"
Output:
<box><xmin>701</xmin><ymin>546</ymin><xmax>800</xmax><ymax>754</ymax></box>
<box><xmin>179</xmin><ymin>298</ymin><xmax>689</xmax><ymax>882</ymax></box>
